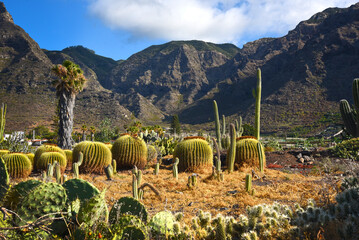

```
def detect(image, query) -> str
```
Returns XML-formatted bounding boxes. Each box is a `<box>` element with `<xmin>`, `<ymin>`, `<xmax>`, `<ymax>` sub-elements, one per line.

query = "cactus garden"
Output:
<box><xmin>1</xmin><ymin>69</ymin><xmax>359</xmax><ymax>240</ymax></box>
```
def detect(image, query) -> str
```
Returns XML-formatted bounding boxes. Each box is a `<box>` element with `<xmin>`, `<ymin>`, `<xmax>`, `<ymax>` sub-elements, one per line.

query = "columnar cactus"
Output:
<box><xmin>105</xmin><ymin>164</ymin><xmax>114</xmax><ymax>180</ymax></box>
<box><xmin>257</xmin><ymin>142</ymin><xmax>265</xmax><ymax>173</ymax></box>
<box><xmin>222</xmin><ymin>115</ymin><xmax>226</xmax><ymax>136</ymax></box>
<box><xmin>72</xmin><ymin>141</ymin><xmax>112</xmax><ymax>174</ymax></box>
<box><xmin>112</xmin><ymin>134</ymin><xmax>148</xmax><ymax>169</ymax></box>
<box><xmin>235</xmin><ymin>136</ymin><xmax>266</xmax><ymax>169</ymax></box>
<box><xmin>0</xmin><ymin>157</ymin><xmax>9</xmax><ymax>201</ymax></box>
<box><xmin>227</xmin><ymin>124</ymin><xmax>236</xmax><ymax>173</ymax></box>
<box><xmin>173</xmin><ymin>157</ymin><xmax>179</xmax><ymax>180</ymax></box>
<box><xmin>173</xmin><ymin>136</ymin><xmax>213</xmax><ymax>172</ymax></box>
<box><xmin>213</xmin><ymin>100</ymin><xmax>222</xmax><ymax>149</ymax></box>
<box><xmin>340</xmin><ymin>78</ymin><xmax>359</xmax><ymax>137</ymax></box>
<box><xmin>34</xmin><ymin>144</ymin><xmax>66</xmax><ymax>170</ymax></box>
<box><xmin>253</xmin><ymin>68</ymin><xmax>262</xmax><ymax>140</ymax></box>
<box><xmin>3</xmin><ymin>153</ymin><xmax>32</xmax><ymax>178</ymax></box>
<box><xmin>0</xmin><ymin>103</ymin><xmax>6</xmax><ymax>143</ymax></box>
<box><xmin>37</xmin><ymin>152</ymin><xmax>67</xmax><ymax>173</ymax></box>
<box><xmin>245</xmin><ymin>174</ymin><xmax>252</xmax><ymax>192</ymax></box>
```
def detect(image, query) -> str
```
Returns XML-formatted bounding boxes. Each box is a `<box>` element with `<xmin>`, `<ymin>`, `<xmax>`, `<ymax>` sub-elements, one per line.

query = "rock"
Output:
<box><xmin>296</xmin><ymin>153</ymin><xmax>303</xmax><ymax>159</ymax></box>
<box><xmin>298</xmin><ymin>158</ymin><xmax>305</xmax><ymax>163</ymax></box>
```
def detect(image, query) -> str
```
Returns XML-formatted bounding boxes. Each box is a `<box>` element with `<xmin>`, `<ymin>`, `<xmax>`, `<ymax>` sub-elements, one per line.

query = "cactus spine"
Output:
<box><xmin>245</xmin><ymin>174</ymin><xmax>252</xmax><ymax>192</ymax></box>
<box><xmin>213</xmin><ymin>100</ymin><xmax>222</xmax><ymax>149</ymax></box>
<box><xmin>173</xmin><ymin>157</ymin><xmax>179</xmax><ymax>180</ymax></box>
<box><xmin>227</xmin><ymin>123</ymin><xmax>236</xmax><ymax>173</ymax></box>
<box><xmin>254</xmin><ymin>68</ymin><xmax>262</xmax><ymax>140</ymax></box>
<box><xmin>340</xmin><ymin>78</ymin><xmax>359</xmax><ymax>137</ymax></box>
<box><xmin>0</xmin><ymin>103</ymin><xmax>6</xmax><ymax>143</ymax></box>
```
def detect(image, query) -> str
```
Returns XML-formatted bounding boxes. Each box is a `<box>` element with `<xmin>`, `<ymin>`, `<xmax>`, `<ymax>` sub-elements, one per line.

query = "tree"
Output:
<box><xmin>51</xmin><ymin>60</ymin><xmax>87</xmax><ymax>149</ymax></box>
<box><xmin>81</xmin><ymin>124</ymin><xmax>87</xmax><ymax>141</ymax></box>
<box><xmin>89</xmin><ymin>126</ymin><xmax>96</xmax><ymax>141</ymax></box>
<box><xmin>171</xmin><ymin>115</ymin><xmax>181</xmax><ymax>135</ymax></box>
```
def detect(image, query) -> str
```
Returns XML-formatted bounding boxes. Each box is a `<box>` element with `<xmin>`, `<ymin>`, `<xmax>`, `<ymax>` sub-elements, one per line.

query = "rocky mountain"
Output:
<box><xmin>1</xmin><ymin>1</ymin><xmax>359</xmax><ymax>135</ymax></box>
<box><xmin>0</xmin><ymin>2</ymin><xmax>131</xmax><ymax>131</ymax></box>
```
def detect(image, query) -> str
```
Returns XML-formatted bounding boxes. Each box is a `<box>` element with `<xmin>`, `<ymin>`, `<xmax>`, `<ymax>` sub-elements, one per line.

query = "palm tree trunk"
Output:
<box><xmin>58</xmin><ymin>91</ymin><xmax>75</xmax><ymax>149</ymax></box>
<box><xmin>82</xmin><ymin>132</ymin><xmax>86</xmax><ymax>141</ymax></box>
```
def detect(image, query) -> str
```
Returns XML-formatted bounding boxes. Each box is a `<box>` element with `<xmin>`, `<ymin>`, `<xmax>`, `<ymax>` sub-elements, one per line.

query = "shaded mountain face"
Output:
<box><xmin>179</xmin><ymin>3</ymin><xmax>359</xmax><ymax>134</ymax></box>
<box><xmin>110</xmin><ymin>41</ymin><xmax>240</xmax><ymax>115</ymax></box>
<box><xmin>0</xmin><ymin>2</ymin><xmax>131</xmax><ymax>131</ymax></box>
<box><xmin>1</xmin><ymin>0</ymin><xmax>359</xmax><ymax>135</ymax></box>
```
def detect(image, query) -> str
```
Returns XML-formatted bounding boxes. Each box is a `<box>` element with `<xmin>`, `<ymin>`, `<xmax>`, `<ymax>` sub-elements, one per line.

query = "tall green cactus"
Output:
<box><xmin>235</xmin><ymin>136</ymin><xmax>266</xmax><ymax>169</ymax></box>
<box><xmin>3</xmin><ymin>153</ymin><xmax>32</xmax><ymax>178</ymax></box>
<box><xmin>340</xmin><ymin>78</ymin><xmax>359</xmax><ymax>137</ymax></box>
<box><xmin>0</xmin><ymin>157</ymin><xmax>9</xmax><ymax>201</ymax></box>
<box><xmin>37</xmin><ymin>152</ymin><xmax>67</xmax><ymax>174</ymax></box>
<box><xmin>237</xmin><ymin>116</ymin><xmax>244</xmax><ymax>137</ymax></box>
<box><xmin>213</xmin><ymin>100</ymin><xmax>222</xmax><ymax>149</ymax></box>
<box><xmin>253</xmin><ymin>68</ymin><xmax>262</xmax><ymax>140</ymax></box>
<box><xmin>227</xmin><ymin>124</ymin><xmax>236</xmax><ymax>173</ymax></box>
<box><xmin>72</xmin><ymin>141</ymin><xmax>112</xmax><ymax>174</ymax></box>
<box><xmin>173</xmin><ymin>136</ymin><xmax>213</xmax><ymax>172</ymax></box>
<box><xmin>257</xmin><ymin>142</ymin><xmax>265</xmax><ymax>173</ymax></box>
<box><xmin>0</xmin><ymin>103</ymin><xmax>6</xmax><ymax>143</ymax></box>
<box><xmin>112</xmin><ymin>134</ymin><xmax>148</xmax><ymax>169</ymax></box>
<box><xmin>222</xmin><ymin>115</ymin><xmax>226</xmax><ymax>136</ymax></box>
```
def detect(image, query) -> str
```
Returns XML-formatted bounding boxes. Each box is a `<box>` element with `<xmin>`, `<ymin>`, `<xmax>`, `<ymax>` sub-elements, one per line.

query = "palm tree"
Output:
<box><xmin>89</xmin><ymin>126</ymin><xmax>96</xmax><ymax>141</ymax></box>
<box><xmin>81</xmin><ymin>124</ymin><xmax>87</xmax><ymax>141</ymax></box>
<box><xmin>51</xmin><ymin>60</ymin><xmax>87</xmax><ymax>149</ymax></box>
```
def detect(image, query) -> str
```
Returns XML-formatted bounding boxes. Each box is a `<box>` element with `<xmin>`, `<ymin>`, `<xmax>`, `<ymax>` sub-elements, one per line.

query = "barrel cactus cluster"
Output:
<box><xmin>72</xmin><ymin>141</ymin><xmax>112</xmax><ymax>174</ymax></box>
<box><xmin>173</xmin><ymin>136</ymin><xmax>213</xmax><ymax>172</ymax></box>
<box><xmin>34</xmin><ymin>144</ymin><xmax>66</xmax><ymax>170</ymax></box>
<box><xmin>37</xmin><ymin>151</ymin><xmax>67</xmax><ymax>173</ymax></box>
<box><xmin>112</xmin><ymin>134</ymin><xmax>148</xmax><ymax>169</ymax></box>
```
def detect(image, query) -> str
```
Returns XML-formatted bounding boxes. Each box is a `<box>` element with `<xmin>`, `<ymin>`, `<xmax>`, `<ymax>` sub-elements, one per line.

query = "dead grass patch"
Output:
<box><xmin>10</xmin><ymin>166</ymin><xmax>338</xmax><ymax>224</ymax></box>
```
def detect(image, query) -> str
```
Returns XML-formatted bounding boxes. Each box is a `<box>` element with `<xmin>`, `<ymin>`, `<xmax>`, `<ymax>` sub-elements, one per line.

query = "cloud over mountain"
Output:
<box><xmin>89</xmin><ymin>0</ymin><xmax>357</xmax><ymax>44</ymax></box>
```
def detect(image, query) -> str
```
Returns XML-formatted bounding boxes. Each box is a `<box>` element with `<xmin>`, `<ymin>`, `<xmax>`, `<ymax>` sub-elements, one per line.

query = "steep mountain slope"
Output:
<box><xmin>179</xmin><ymin>3</ymin><xmax>359</xmax><ymax>134</ymax></box>
<box><xmin>110</xmin><ymin>40</ymin><xmax>240</xmax><ymax>115</ymax></box>
<box><xmin>0</xmin><ymin>2</ymin><xmax>131</xmax><ymax>131</ymax></box>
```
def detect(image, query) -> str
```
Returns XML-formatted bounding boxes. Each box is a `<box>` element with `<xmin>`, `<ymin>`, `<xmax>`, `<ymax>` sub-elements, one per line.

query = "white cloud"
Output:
<box><xmin>88</xmin><ymin>0</ymin><xmax>358</xmax><ymax>44</ymax></box>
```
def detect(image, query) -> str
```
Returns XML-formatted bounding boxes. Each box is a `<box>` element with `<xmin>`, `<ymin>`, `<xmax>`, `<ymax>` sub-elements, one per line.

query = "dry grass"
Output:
<box><xmin>10</xmin><ymin>165</ymin><xmax>339</xmax><ymax>225</ymax></box>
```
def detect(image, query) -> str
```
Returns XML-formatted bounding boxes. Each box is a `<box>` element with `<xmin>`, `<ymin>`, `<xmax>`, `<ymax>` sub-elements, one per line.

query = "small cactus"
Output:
<box><xmin>173</xmin><ymin>157</ymin><xmax>179</xmax><ymax>180</ymax></box>
<box><xmin>245</xmin><ymin>174</ymin><xmax>252</xmax><ymax>193</ymax></box>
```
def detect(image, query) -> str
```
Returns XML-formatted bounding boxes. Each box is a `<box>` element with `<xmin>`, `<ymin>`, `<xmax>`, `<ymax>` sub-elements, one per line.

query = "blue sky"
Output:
<box><xmin>3</xmin><ymin>0</ymin><xmax>358</xmax><ymax>60</ymax></box>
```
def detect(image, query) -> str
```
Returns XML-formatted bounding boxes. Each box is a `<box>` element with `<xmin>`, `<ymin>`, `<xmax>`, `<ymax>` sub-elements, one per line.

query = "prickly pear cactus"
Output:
<box><xmin>63</xmin><ymin>178</ymin><xmax>100</xmax><ymax>203</ymax></box>
<box><xmin>111</xmin><ymin>215</ymin><xmax>148</xmax><ymax>239</ymax></box>
<box><xmin>37</xmin><ymin>151</ymin><xmax>67</xmax><ymax>173</ymax></box>
<box><xmin>109</xmin><ymin>196</ymin><xmax>148</xmax><ymax>224</ymax></box>
<box><xmin>235</xmin><ymin>136</ymin><xmax>266</xmax><ymax>169</ymax></box>
<box><xmin>77</xmin><ymin>190</ymin><xmax>109</xmax><ymax>227</ymax></box>
<box><xmin>34</xmin><ymin>144</ymin><xmax>66</xmax><ymax>170</ymax></box>
<box><xmin>16</xmin><ymin>182</ymin><xmax>67</xmax><ymax>225</ymax></box>
<box><xmin>64</xmin><ymin>149</ymin><xmax>73</xmax><ymax>169</ymax></box>
<box><xmin>3</xmin><ymin>153</ymin><xmax>32</xmax><ymax>178</ymax></box>
<box><xmin>149</xmin><ymin>211</ymin><xmax>175</xmax><ymax>236</ymax></box>
<box><xmin>0</xmin><ymin>157</ymin><xmax>9</xmax><ymax>202</ymax></box>
<box><xmin>173</xmin><ymin>136</ymin><xmax>213</xmax><ymax>172</ymax></box>
<box><xmin>112</xmin><ymin>134</ymin><xmax>148</xmax><ymax>170</ymax></box>
<box><xmin>2</xmin><ymin>179</ymin><xmax>42</xmax><ymax>210</ymax></box>
<box><xmin>122</xmin><ymin>225</ymin><xmax>149</xmax><ymax>240</ymax></box>
<box><xmin>72</xmin><ymin>141</ymin><xmax>112</xmax><ymax>174</ymax></box>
